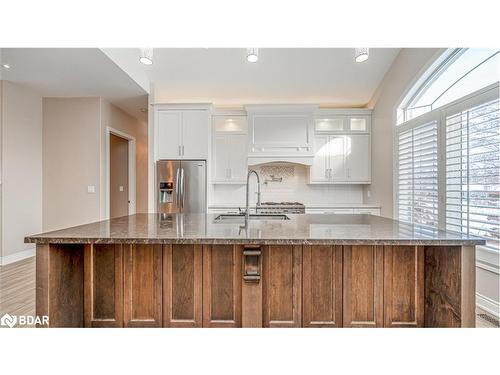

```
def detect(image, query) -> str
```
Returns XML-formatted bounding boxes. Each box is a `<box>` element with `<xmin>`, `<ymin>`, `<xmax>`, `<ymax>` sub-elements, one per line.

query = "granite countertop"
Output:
<box><xmin>25</xmin><ymin>213</ymin><xmax>485</xmax><ymax>246</ymax></box>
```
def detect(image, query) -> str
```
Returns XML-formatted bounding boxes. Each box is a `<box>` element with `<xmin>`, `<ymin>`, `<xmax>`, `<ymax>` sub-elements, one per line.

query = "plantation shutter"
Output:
<box><xmin>446</xmin><ymin>98</ymin><xmax>500</xmax><ymax>248</ymax></box>
<box><xmin>397</xmin><ymin>121</ymin><xmax>439</xmax><ymax>229</ymax></box>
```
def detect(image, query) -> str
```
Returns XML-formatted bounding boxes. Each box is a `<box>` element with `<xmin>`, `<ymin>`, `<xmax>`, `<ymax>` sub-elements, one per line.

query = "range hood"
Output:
<box><xmin>246</xmin><ymin>104</ymin><xmax>317</xmax><ymax>166</ymax></box>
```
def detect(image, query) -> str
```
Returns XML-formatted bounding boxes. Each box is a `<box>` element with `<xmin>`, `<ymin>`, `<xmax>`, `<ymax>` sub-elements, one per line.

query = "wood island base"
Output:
<box><xmin>35</xmin><ymin>243</ymin><xmax>475</xmax><ymax>328</ymax></box>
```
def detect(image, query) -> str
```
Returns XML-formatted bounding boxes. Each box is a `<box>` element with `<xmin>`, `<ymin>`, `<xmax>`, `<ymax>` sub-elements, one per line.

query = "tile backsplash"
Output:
<box><xmin>210</xmin><ymin>163</ymin><xmax>363</xmax><ymax>206</ymax></box>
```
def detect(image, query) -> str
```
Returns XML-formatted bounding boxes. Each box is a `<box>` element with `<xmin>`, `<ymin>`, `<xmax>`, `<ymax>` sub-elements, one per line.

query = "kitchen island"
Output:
<box><xmin>25</xmin><ymin>213</ymin><xmax>484</xmax><ymax>328</ymax></box>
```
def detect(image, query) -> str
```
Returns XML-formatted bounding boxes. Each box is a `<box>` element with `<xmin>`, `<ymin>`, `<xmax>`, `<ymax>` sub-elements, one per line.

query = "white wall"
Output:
<box><xmin>43</xmin><ymin>97</ymin><xmax>148</xmax><ymax>232</ymax></box>
<box><xmin>210</xmin><ymin>163</ymin><xmax>363</xmax><ymax>207</ymax></box>
<box><xmin>364</xmin><ymin>48</ymin><xmax>443</xmax><ymax>218</ymax></box>
<box><xmin>42</xmin><ymin>97</ymin><xmax>101</xmax><ymax>231</ymax></box>
<box><xmin>0</xmin><ymin>80</ymin><xmax>3</xmax><ymax>259</ymax></box>
<box><xmin>0</xmin><ymin>81</ymin><xmax>42</xmax><ymax>264</ymax></box>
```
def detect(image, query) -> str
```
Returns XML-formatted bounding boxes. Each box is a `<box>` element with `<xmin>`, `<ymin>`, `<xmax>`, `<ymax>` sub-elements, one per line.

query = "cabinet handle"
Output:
<box><xmin>178</xmin><ymin>145</ymin><xmax>181</xmax><ymax>156</ymax></box>
<box><xmin>182</xmin><ymin>145</ymin><xmax>185</xmax><ymax>156</ymax></box>
<box><xmin>243</xmin><ymin>247</ymin><xmax>261</xmax><ymax>283</ymax></box>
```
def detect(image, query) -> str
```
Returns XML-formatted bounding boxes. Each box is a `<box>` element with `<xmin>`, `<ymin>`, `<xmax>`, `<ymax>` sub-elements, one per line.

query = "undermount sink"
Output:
<box><xmin>214</xmin><ymin>213</ymin><xmax>290</xmax><ymax>222</ymax></box>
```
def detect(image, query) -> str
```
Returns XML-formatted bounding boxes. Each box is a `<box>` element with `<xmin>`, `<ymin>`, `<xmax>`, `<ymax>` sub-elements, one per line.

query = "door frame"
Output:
<box><xmin>105</xmin><ymin>126</ymin><xmax>136</xmax><ymax>219</ymax></box>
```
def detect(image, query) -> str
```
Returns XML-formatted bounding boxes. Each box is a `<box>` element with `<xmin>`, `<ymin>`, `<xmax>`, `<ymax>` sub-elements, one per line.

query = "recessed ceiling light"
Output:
<box><xmin>2</xmin><ymin>64</ymin><xmax>11</xmax><ymax>69</ymax></box>
<box><xmin>139</xmin><ymin>48</ymin><xmax>153</xmax><ymax>65</ymax></box>
<box><xmin>354</xmin><ymin>48</ymin><xmax>369</xmax><ymax>63</ymax></box>
<box><xmin>246</xmin><ymin>48</ymin><xmax>259</xmax><ymax>63</ymax></box>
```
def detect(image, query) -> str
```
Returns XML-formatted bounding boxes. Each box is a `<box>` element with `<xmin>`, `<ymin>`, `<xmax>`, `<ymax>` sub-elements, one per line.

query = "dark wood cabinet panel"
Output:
<box><xmin>343</xmin><ymin>245</ymin><xmax>383</xmax><ymax>327</ymax></box>
<box><xmin>36</xmin><ymin>244</ymin><xmax>84</xmax><ymax>327</ymax></box>
<box><xmin>424</xmin><ymin>245</ymin><xmax>476</xmax><ymax>328</ymax></box>
<box><xmin>163</xmin><ymin>244</ymin><xmax>202</xmax><ymax>327</ymax></box>
<box><xmin>303</xmin><ymin>245</ymin><xmax>342</xmax><ymax>327</ymax></box>
<box><xmin>384</xmin><ymin>246</ymin><xmax>424</xmax><ymax>327</ymax></box>
<box><xmin>84</xmin><ymin>244</ymin><xmax>123</xmax><ymax>327</ymax></box>
<box><xmin>263</xmin><ymin>245</ymin><xmax>302</xmax><ymax>327</ymax></box>
<box><xmin>203</xmin><ymin>245</ymin><xmax>242</xmax><ymax>327</ymax></box>
<box><xmin>124</xmin><ymin>244</ymin><xmax>162</xmax><ymax>327</ymax></box>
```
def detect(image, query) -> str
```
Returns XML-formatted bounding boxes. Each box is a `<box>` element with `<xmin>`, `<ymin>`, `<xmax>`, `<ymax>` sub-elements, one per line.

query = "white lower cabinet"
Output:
<box><xmin>208</xmin><ymin>208</ymin><xmax>241</xmax><ymax>214</ymax></box>
<box><xmin>353</xmin><ymin>208</ymin><xmax>380</xmax><ymax>216</ymax></box>
<box><xmin>306</xmin><ymin>208</ymin><xmax>353</xmax><ymax>214</ymax></box>
<box><xmin>306</xmin><ymin>208</ymin><xmax>380</xmax><ymax>216</ymax></box>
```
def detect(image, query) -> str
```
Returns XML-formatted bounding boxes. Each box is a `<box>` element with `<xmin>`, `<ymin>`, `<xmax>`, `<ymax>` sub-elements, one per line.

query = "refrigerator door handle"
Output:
<box><xmin>175</xmin><ymin>167</ymin><xmax>180</xmax><ymax>207</ymax></box>
<box><xmin>180</xmin><ymin>168</ymin><xmax>185</xmax><ymax>210</ymax></box>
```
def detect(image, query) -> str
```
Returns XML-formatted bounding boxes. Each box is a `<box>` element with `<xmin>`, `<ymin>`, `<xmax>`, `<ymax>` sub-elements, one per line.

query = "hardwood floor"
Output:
<box><xmin>0</xmin><ymin>257</ymin><xmax>35</xmax><ymax>327</ymax></box>
<box><xmin>0</xmin><ymin>256</ymin><xmax>497</xmax><ymax>328</ymax></box>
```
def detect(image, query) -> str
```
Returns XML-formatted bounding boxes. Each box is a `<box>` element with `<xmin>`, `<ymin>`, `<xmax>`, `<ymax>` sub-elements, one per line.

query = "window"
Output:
<box><xmin>396</xmin><ymin>48</ymin><xmax>499</xmax><ymax>251</ymax></box>
<box><xmin>397</xmin><ymin>121</ymin><xmax>439</xmax><ymax>230</ymax></box>
<box><xmin>446</xmin><ymin>98</ymin><xmax>499</xmax><ymax>248</ymax></box>
<box><xmin>398</xmin><ymin>48</ymin><xmax>499</xmax><ymax>124</ymax></box>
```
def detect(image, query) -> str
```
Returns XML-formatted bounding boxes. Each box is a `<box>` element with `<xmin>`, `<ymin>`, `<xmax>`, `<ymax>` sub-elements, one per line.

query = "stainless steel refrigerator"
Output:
<box><xmin>157</xmin><ymin>160</ymin><xmax>206</xmax><ymax>213</ymax></box>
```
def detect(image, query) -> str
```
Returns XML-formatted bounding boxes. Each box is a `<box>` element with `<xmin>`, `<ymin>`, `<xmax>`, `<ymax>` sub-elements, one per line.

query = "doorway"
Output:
<box><xmin>105</xmin><ymin>127</ymin><xmax>136</xmax><ymax>219</ymax></box>
<box><xmin>110</xmin><ymin>134</ymin><xmax>129</xmax><ymax>218</ymax></box>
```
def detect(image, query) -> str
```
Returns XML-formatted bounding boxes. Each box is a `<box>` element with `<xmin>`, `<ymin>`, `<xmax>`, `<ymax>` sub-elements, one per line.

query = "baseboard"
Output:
<box><xmin>0</xmin><ymin>248</ymin><xmax>35</xmax><ymax>266</ymax></box>
<box><xmin>476</xmin><ymin>293</ymin><xmax>500</xmax><ymax>319</ymax></box>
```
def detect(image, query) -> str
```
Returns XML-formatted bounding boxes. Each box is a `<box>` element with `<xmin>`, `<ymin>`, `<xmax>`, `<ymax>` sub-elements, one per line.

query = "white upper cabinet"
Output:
<box><xmin>155</xmin><ymin>105</ymin><xmax>210</xmax><ymax>160</ymax></box>
<box><xmin>310</xmin><ymin>135</ymin><xmax>330</xmax><ymax>182</ymax></box>
<box><xmin>309</xmin><ymin>109</ymin><xmax>371</xmax><ymax>184</ymax></box>
<box><xmin>182</xmin><ymin>110</ymin><xmax>209</xmax><ymax>159</ymax></box>
<box><xmin>345</xmin><ymin>134</ymin><xmax>370</xmax><ymax>182</ymax></box>
<box><xmin>329</xmin><ymin>135</ymin><xmax>348</xmax><ymax>181</ymax></box>
<box><xmin>212</xmin><ymin>114</ymin><xmax>248</xmax><ymax>184</ymax></box>
<box><xmin>315</xmin><ymin>114</ymin><xmax>371</xmax><ymax>134</ymax></box>
<box><xmin>246</xmin><ymin>105</ymin><xmax>315</xmax><ymax>164</ymax></box>
<box><xmin>157</xmin><ymin>111</ymin><xmax>183</xmax><ymax>159</ymax></box>
<box><xmin>227</xmin><ymin>134</ymin><xmax>248</xmax><ymax>181</ymax></box>
<box><xmin>213</xmin><ymin>135</ymin><xmax>229</xmax><ymax>181</ymax></box>
<box><xmin>310</xmin><ymin>135</ymin><xmax>349</xmax><ymax>183</ymax></box>
<box><xmin>349</xmin><ymin>116</ymin><xmax>370</xmax><ymax>132</ymax></box>
<box><xmin>315</xmin><ymin>117</ymin><xmax>347</xmax><ymax>132</ymax></box>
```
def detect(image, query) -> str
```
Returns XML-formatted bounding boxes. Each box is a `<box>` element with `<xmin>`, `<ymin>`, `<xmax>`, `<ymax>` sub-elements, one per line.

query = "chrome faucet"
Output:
<box><xmin>245</xmin><ymin>169</ymin><xmax>261</xmax><ymax>222</ymax></box>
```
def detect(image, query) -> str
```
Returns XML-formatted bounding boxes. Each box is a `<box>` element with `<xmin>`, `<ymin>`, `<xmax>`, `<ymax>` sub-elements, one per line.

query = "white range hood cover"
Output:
<box><xmin>245</xmin><ymin>104</ymin><xmax>317</xmax><ymax>167</ymax></box>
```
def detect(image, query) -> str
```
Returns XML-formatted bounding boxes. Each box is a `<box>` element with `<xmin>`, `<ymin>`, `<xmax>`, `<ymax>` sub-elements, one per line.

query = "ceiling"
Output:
<box><xmin>0</xmin><ymin>48</ymin><xmax>148</xmax><ymax>121</ymax></box>
<box><xmin>105</xmin><ymin>48</ymin><xmax>400</xmax><ymax>107</ymax></box>
<box><xmin>0</xmin><ymin>48</ymin><xmax>401</xmax><ymax>117</ymax></box>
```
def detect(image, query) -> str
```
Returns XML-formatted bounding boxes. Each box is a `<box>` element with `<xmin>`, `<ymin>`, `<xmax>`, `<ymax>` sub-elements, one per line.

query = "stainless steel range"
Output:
<box><xmin>256</xmin><ymin>202</ymin><xmax>306</xmax><ymax>214</ymax></box>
